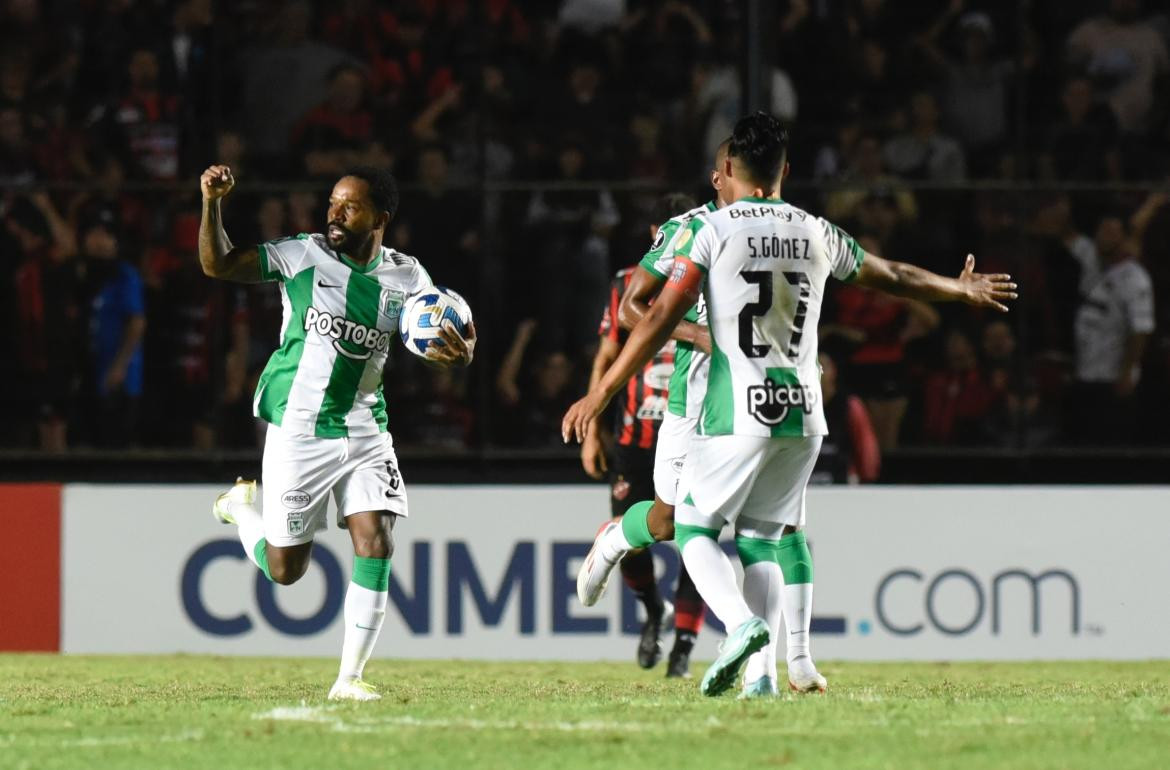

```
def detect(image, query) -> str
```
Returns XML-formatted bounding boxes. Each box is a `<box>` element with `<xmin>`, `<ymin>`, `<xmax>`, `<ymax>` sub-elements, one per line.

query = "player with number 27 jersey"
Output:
<box><xmin>672</xmin><ymin>197</ymin><xmax>863</xmax><ymax>438</ymax></box>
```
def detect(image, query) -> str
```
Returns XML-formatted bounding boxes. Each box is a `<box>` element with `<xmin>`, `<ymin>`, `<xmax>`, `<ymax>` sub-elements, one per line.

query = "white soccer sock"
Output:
<box><xmin>598</xmin><ymin>521</ymin><xmax>635</xmax><ymax>562</ymax></box>
<box><xmin>681</xmin><ymin>536</ymin><xmax>753</xmax><ymax>631</ymax></box>
<box><xmin>338</xmin><ymin>582</ymin><xmax>388</xmax><ymax>681</ymax></box>
<box><xmin>783</xmin><ymin>583</ymin><xmax>814</xmax><ymax>664</ymax></box>
<box><xmin>742</xmin><ymin>561</ymin><xmax>783</xmax><ymax>684</ymax></box>
<box><xmin>230</xmin><ymin>500</ymin><xmax>266</xmax><ymax>570</ymax></box>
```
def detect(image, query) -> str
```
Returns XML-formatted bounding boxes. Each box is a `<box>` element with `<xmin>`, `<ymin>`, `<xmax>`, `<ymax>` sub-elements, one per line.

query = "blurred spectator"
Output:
<box><xmin>883</xmin><ymin>91</ymin><xmax>966</xmax><ymax>182</ymax></box>
<box><xmin>824</xmin><ymin>133</ymin><xmax>917</xmax><ymax>224</ymax></box>
<box><xmin>495</xmin><ymin>318</ymin><xmax>580</xmax><ymax>447</ymax></box>
<box><xmin>1031</xmin><ymin>193</ymin><xmax>1100</xmax><ymax>297</ymax></box>
<box><xmin>811</xmin><ymin>351</ymin><xmax>881</xmax><ymax>484</ymax></box>
<box><xmin>292</xmin><ymin>64</ymin><xmax>387</xmax><ymax>178</ymax></box>
<box><xmin>823</xmin><ymin>237</ymin><xmax>940</xmax><ymax>449</ymax></box>
<box><xmin>239</xmin><ymin>0</ymin><xmax>354</xmax><ymax>168</ymax></box>
<box><xmin>917</xmin><ymin>5</ymin><xmax>1032</xmax><ymax>171</ymax></box>
<box><xmin>1067</xmin><ymin>0</ymin><xmax>1169</xmax><ymax>135</ymax></box>
<box><xmin>1071</xmin><ymin>214</ymin><xmax>1155</xmax><ymax>443</ymax></box>
<box><xmin>8</xmin><ymin>192</ymin><xmax>80</xmax><ymax>450</ymax></box>
<box><xmin>524</xmin><ymin>139</ymin><xmax>618</xmax><ymax>352</ymax></box>
<box><xmin>981</xmin><ymin>319</ymin><xmax>1056</xmax><ymax>447</ymax></box>
<box><xmin>105</xmin><ymin>48</ymin><xmax>180</xmax><ymax>180</ymax></box>
<box><xmin>922</xmin><ymin>327</ymin><xmax>993</xmax><ymax>444</ymax></box>
<box><xmin>392</xmin><ymin>144</ymin><xmax>478</xmax><ymax>288</ymax></box>
<box><xmin>1039</xmin><ymin>76</ymin><xmax>1123</xmax><ymax>181</ymax></box>
<box><xmin>0</xmin><ymin>104</ymin><xmax>35</xmax><ymax>185</ymax></box>
<box><xmin>80</xmin><ymin>214</ymin><xmax>146</xmax><ymax>447</ymax></box>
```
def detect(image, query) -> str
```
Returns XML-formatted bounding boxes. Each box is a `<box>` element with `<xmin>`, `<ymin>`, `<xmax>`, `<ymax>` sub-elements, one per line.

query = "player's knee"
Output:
<box><xmin>268</xmin><ymin>559</ymin><xmax>310</xmax><ymax>585</ymax></box>
<box><xmin>353</xmin><ymin>529</ymin><xmax>392</xmax><ymax>559</ymax></box>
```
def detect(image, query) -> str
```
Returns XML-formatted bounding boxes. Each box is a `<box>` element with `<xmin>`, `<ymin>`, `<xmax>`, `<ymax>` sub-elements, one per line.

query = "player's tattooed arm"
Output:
<box><xmin>854</xmin><ymin>253</ymin><xmax>1018</xmax><ymax>313</ymax></box>
<box><xmin>562</xmin><ymin>258</ymin><xmax>702</xmax><ymax>444</ymax></box>
<box><xmin>618</xmin><ymin>266</ymin><xmax>712</xmax><ymax>353</ymax></box>
<box><xmin>198</xmin><ymin>164</ymin><xmax>263</xmax><ymax>283</ymax></box>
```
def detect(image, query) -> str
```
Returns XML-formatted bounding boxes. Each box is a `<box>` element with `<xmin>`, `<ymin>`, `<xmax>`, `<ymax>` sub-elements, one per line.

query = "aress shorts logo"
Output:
<box><xmin>282</xmin><ymin>489</ymin><xmax>312</xmax><ymax>510</ymax></box>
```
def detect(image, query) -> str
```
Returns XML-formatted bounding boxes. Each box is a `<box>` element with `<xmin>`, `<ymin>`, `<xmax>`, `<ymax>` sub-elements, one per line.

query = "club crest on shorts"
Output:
<box><xmin>287</xmin><ymin>512</ymin><xmax>305</xmax><ymax>536</ymax></box>
<box><xmin>612</xmin><ymin>477</ymin><xmax>630</xmax><ymax>501</ymax></box>
<box><xmin>282</xmin><ymin>488</ymin><xmax>311</xmax><ymax>510</ymax></box>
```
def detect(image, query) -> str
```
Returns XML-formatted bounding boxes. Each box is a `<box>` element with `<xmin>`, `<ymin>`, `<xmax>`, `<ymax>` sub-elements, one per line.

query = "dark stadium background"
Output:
<box><xmin>1</xmin><ymin>0</ymin><xmax>1167</xmax><ymax>483</ymax></box>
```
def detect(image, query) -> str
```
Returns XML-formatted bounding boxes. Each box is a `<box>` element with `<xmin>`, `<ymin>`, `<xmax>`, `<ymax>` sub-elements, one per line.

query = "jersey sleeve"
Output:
<box><xmin>672</xmin><ymin>216</ymin><xmax>716</xmax><ymax>272</ymax></box>
<box><xmin>258</xmin><ymin>234</ymin><xmax>313</xmax><ymax>282</ymax></box>
<box><xmin>815</xmin><ymin>217</ymin><xmax>865</xmax><ymax>282</ymax></box>
<box><xmin>638</xmin><ymin>219</ymin><xmax>681</xmax><ymax>278</ymax></box>
<box><xmin>410</xmin><ymin>260</ymin><xmax>435</xmax><ymax>295</ymax></box>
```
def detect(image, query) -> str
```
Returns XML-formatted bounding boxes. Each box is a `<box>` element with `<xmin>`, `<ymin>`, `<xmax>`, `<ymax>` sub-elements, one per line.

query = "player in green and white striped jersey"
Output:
<box><xmin>198</xmin><ymin>164</ymin><xmax>474</xmax><ymax>701</ymax></box>
<box><xmin>603</xmin><ymin>141</ymin><xmax>733</xmax><ymax>676</ymax></box>
<box><xmin>565</xmin><ymin>113</ymin><xmax>1016</xmax><ymax>698</ymax></box>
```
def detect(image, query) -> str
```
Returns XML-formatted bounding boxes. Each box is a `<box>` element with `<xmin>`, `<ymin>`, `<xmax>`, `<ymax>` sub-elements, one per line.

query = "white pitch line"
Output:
<box><xmin>252</xmin><ymin>705</ymin><xmax>653</xmax><ymax>733</ymax></box>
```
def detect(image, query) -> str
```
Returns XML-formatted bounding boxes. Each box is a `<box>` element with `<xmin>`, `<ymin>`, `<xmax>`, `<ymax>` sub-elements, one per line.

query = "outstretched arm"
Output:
<box><xmin>563</xmin><ymin>260</ymin><xmax>699</xmax><ymax>443</ymax></box>
<box><xmin>854</xmin><ymin>253</ymin><xmax>1017</xmax><ymax>312</ymax></box>
<box><xmin>618</xmin><ymin>266</ymin><xmax>711</xmax><ymax>353</ymax></box>
<box><xmin>198</xmin><ymin>165</ymin><xmax>263</xmax><ymax>283</ymax></box>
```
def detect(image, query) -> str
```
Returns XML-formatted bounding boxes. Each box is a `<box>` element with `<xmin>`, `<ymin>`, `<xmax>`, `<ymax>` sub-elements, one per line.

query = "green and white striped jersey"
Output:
<box><xmin>638</xmin><ymin>201</ymin><xmax>717</xmax><ymax>419</ymax></box>
<box><xmin>673</xmin><ymin>197</ymin><xmax>864</xmax><ymax>438</ymax></box>
<box><xmin>253</xmin><ymin>233</ymin><xmax>432</xmax><ymax>438</ymax></box>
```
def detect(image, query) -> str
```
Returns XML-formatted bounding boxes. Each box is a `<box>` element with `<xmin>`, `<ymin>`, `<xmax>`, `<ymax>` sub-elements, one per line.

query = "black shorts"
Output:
<box><xmin>609</xmin><ymin>444</ymin><xmax>655</xmax><ymax>518</ymax></box>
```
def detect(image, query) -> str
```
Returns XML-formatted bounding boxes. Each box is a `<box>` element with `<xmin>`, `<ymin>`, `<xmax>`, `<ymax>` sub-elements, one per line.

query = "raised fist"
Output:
<box><xmin>200</xmin><ymin>165</ymin><xmax>235</xmax><ymax>201</ymax></box>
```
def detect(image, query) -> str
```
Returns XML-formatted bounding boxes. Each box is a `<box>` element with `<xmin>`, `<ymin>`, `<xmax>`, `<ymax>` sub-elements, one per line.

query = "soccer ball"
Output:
<box><xmin>399</xmin><ymin>287</ymin><xmax>473</xmax><ymax>357</ymax></box>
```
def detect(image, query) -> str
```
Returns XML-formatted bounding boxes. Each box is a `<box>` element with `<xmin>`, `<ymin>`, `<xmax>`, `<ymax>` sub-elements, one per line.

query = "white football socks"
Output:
<box><xmin>230</xmin><ymin>499</ymin><xmax>266</xmax><ymax>571</ymax></box>
<box><xmin>599</xmin><ymin>522</ymin><xmax>635</xmax><ymax>563</ymax></box>
<box><xmin>680</xmin><ymin>536</ymin><xmax>753</xmax><ymax>631</ymax></box>
<box><xmin>742</xmin><ymin>561</ymin><xmax>783</xmax><ymax>684</ymax></box>
<box><xmin>783</xmin><ymin>583</ymin><xmax>814</xmax><ymax>665</ymax></box>
<box><xmin>338</xmin><ymin>582</ymin><xmax>388</xmax><ymax>681</ymax></box>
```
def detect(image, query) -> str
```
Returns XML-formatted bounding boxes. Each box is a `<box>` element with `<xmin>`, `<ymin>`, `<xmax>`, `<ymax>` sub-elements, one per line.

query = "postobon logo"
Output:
<box><xmin>303</xmin><ymin>306</ymin><xmax>392</xmax><ymax>361</ymax></box>
<box><xmin>747</xmin><ymin>380</ymin><xmax>818</xmax><ymax>426</ymax></box>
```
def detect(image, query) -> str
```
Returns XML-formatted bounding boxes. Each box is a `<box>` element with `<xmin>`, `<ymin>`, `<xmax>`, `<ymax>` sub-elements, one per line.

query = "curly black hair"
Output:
<box><xmin>343</xmin><ymin>166</ymin><xmax>400</xmax><ymax>218</ymax></box>
<box><xmin>728</xmin><ymin>111</ymin><xmax>789</xmax><ymax>187</ymax></box>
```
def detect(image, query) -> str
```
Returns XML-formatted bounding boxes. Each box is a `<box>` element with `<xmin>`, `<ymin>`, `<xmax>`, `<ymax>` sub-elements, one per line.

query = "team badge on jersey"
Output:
<box><xmin>380</xmin><ymin>290</ymin><xmax>405</xmax><ymax>320</ymax></box>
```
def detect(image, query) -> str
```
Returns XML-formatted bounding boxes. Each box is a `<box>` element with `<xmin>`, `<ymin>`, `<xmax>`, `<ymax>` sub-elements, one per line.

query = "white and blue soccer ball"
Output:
<box><xmin>399</xmin><ymin>286</ymin><xmax>473</xmax><ymax>357</ymax></box>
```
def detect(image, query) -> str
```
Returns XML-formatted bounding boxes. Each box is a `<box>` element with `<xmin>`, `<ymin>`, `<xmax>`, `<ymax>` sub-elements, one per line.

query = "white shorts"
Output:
<box><xmin>261</xmin><ymin>423</ymin><xmax>408</xmax><ymax>547</ymax></box>
<box><xmin>653</xmin><ymin>411</ymin><xmax>698</xmax><ymax>505</ymax></box>
<box><xmin>677</xmin><ymin>434</ymin><xmax>822</xmax><ymax>537</ymax></box>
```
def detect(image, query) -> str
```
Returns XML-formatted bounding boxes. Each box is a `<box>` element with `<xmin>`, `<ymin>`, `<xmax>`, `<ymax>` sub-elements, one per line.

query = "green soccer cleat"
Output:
<box><xmin>700</xmin><ymin>616</ymin><xmax>770</xmax><ymax>697</ymax></box>
<box><xmin>328</xmin><ymin>677</ymin><xmax>382</xmax><ymax>702</ymax></box>
<box><xmin>212</xmin><ymin>478</ymin><xmax>256</xmax><ymax>526</ymax></box>
<box><xmin>739</xmin><ymin>675</ymin><xmax>779</xmax><ymax>699</ymax></box>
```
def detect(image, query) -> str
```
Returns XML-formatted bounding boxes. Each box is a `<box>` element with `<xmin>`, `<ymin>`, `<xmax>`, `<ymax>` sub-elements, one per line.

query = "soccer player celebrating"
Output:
<box><xmin>198</xmin><ymin>164</ymin><xmax>474</xmax><ymax>701</ymax></box>
<box><xmin>584</xmin><ymin>190</ymin><xmax>717</xmax><ymax>676</ymax></box>
<box><xmin>564</xmin><ymin>112</ymin><xmax>1015</xmax><ymax>697</ymax></box>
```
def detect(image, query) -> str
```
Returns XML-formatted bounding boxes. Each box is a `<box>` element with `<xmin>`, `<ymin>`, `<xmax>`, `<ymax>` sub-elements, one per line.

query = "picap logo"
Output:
<box><xmin>747</xmin><ymin>375</ymin><xmax>818</xmax><ymax>427</ymax></box>
<box><xmin>303</xmin><ymin>306</ymin><xmax>393</xmax><ymax>361</ymax></box>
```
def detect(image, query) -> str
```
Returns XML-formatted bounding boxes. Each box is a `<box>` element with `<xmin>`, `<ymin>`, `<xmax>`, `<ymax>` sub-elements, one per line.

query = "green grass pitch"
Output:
<box><xmin>2</xmin><ymin>655</ymin><xmax>1169</xmax><ymax>769</ymax></box>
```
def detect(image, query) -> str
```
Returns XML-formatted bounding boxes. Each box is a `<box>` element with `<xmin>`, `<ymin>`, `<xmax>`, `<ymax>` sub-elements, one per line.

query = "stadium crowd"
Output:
<box><xmin>1</xmin><ymin>0</ymin><xmax>1168</xmax><ymax>458</ymax></box>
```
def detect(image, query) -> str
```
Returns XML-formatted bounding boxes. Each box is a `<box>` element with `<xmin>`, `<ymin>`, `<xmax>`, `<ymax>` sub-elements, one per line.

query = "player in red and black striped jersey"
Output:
<box><xmin>580</xmin><ymin>193</ymin><xmax>706</xmax><ymax>675</ymax></box>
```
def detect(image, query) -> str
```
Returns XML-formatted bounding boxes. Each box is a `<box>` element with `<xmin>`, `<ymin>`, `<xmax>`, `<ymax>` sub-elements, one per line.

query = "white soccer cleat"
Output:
<box><xmin>212</xmin><ymin>478</ymin><xmax>256</xmax><ymax>526</ymax></box>
<box><xmin>577</xmin><ymin>521</ymin><xmax>624</xmax><ymax>607</ymax></box>
<box><xmin>328</xmin><ymin>677</ymin><xmax>382</xmax><ymax>702</ymax></box>
<box><xmin>787</xmin><ymin>655</ymin><xmax>827</xmax><ymax>694</ymax></box>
